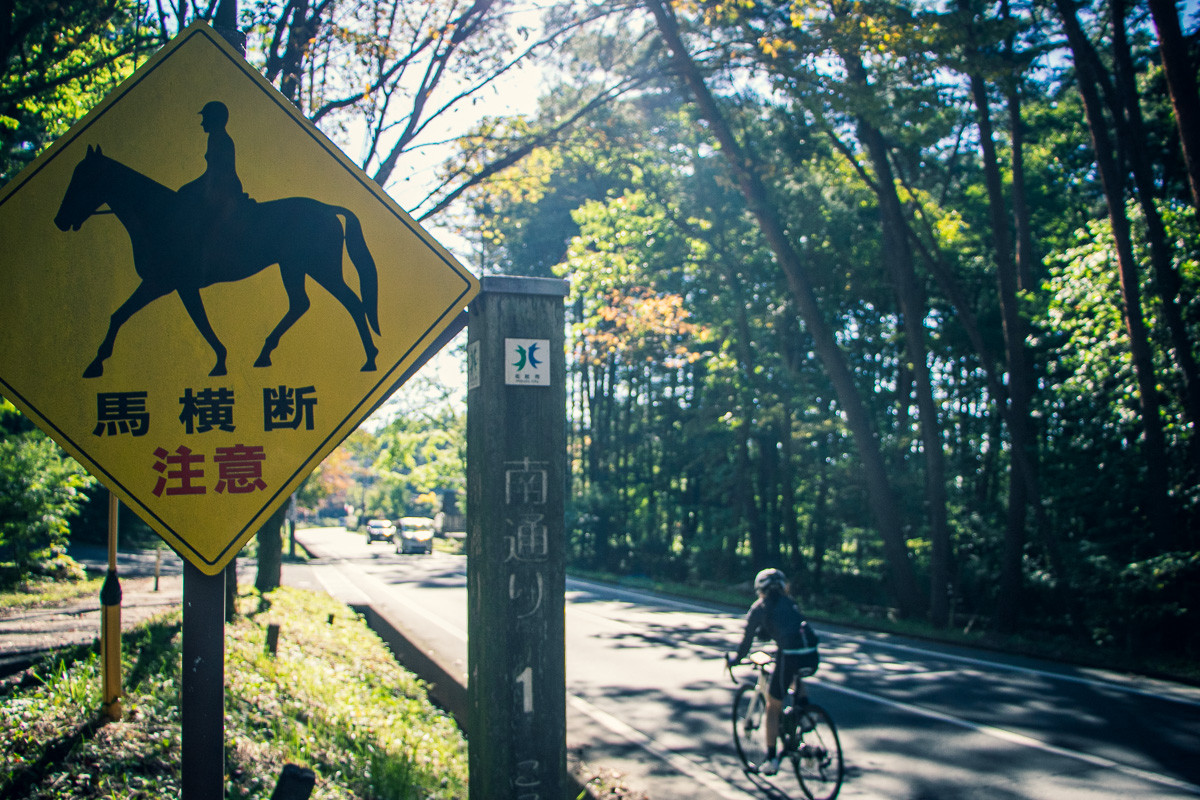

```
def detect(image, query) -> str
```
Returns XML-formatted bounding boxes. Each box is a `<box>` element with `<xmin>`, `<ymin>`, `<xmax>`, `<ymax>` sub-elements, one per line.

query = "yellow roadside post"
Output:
<box><xmin>101</xmin><ymin>491</ymin><xmax>122</xmax><ymax>721</ymax></box>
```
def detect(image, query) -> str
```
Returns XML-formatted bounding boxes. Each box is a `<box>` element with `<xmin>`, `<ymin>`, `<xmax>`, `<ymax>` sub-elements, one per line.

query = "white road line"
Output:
<box><xmin>873</xmin><ymin>668</ymin><xmax>963</xmax><ymax>681</ymax></box>
<box><xmin>567</xmin><ymin>694</ymin><xmax>756</xmax><ymax>800</ymax></box>
<box><xmin>839</xmin><ymin>636</ymin><xmax>1200</xmax><ymax>708</ymax></box>
<box><xmin>309</xmin><ymin>562</ymin><xmax>372</xmax><ymax>606</ymax></box>
<box><xmin>568</xmin><ymin>576</ymin><xmax>728</xmax><ymax>615</ymax></box>
<box><xmin>335</xmin><ymin>560</ymin><xmax>470</xmax><ymax>642</ymax></box>
<box><xmin>818</xmin><ymin>680</ymin><xmax>1200</xmax><ymax>796</ymax></box>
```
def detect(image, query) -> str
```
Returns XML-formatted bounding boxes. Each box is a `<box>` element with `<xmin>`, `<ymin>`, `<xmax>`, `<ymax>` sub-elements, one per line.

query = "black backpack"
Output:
<box><xmin>791</xmin><ymin>620</ymin><xmax>820</xmax><ymax>676</ymax></box>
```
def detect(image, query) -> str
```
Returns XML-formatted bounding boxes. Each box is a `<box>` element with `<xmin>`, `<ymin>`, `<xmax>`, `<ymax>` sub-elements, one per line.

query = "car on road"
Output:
<box><xmin>395</xmin><ymin>516</ymin><xmax>436</xmax><ymax>554</ymax></box>
<box><xmin>364</xmin><ymin>519</ymin><xmax>396</xmax><ymax>543</ymax></box>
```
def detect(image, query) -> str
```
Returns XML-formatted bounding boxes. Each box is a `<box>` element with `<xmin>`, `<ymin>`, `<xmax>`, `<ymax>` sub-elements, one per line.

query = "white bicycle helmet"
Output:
<box><xmin>754</xmin><ymin>568</ymin><xmax>788</xmax><ymax>593</ymax></box>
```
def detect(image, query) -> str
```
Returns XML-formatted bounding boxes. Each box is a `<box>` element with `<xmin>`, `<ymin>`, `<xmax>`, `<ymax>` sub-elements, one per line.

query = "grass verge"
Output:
<box><xmin>0</xmin><ymin>586</ymin><xmax>468</xmax><ymax>799</ymax></box>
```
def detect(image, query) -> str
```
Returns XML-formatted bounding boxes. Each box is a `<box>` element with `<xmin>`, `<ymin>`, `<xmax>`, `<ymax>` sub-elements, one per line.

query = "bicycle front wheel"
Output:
<box><xmin>731</xmin><ymin>684</ymin><xmax>768</xmax><ymax>772</ymax></box>
<box><xmin>793</xmin><ymin>703</ymin><xmax>844</xmax><ymax>800</ymax></box>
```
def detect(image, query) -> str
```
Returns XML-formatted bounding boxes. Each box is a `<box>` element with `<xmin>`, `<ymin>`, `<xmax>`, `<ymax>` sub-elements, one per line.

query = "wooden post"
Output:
<box><xmin>466</xmin><ymin>276</ymin><xmax>568</xmax><ymax>800</ymax></box>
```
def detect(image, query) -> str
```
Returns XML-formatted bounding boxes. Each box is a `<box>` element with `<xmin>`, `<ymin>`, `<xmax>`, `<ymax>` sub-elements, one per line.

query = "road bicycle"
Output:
<box><xmin>727</xmin><ymin>650</ymin><xmax>844</xmax><ymax>800</ymax></box>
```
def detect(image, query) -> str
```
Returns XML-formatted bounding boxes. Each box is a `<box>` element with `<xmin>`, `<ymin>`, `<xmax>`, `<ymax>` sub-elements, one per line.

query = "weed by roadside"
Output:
<box><xmin>0</xmin><ymin>586</ymin><xmax>468</xmax><ymax>799</ymax></box>
<box><xmin>227</xmin><ymin>588</ymin><xmax>467</xmax><ymax>799</ymax></box>
<box><xmin>433</xmin><ymin>537</ymin><xmax>464</xmax><ymax>556</ymax></box>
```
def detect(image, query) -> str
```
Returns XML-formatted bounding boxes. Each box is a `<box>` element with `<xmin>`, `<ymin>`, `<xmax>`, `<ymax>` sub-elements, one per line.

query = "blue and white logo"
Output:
<box><xmin>505</xmin><ymin>338</ymin><xmax>550</xmax><ymax>386</ymax></box>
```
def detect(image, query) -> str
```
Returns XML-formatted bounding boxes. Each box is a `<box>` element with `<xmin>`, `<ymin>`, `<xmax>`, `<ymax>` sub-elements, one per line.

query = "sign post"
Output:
<box><xmin>182</xmin><ymin>562</ymin><xmax>226</xmax><ymax>799</ymax></box>
<box><xmin>182</xmin><ymin>14</ymin><xmax>236</xmax><ymax>797</ymax></box>
<box><xmin>466</xmin><ymin>276</ymin><xmax>569</xmax><ymax>800</ymax></box>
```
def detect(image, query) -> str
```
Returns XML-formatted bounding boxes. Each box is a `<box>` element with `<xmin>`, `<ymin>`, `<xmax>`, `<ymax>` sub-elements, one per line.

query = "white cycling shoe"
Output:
<box><xmin>760</xmin><ymin>755</ymin><xmax>783</xmax><ymax>776</ymax></box>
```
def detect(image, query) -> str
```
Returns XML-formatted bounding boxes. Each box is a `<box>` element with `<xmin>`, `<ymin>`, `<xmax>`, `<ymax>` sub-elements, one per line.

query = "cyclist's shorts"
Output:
<box><xmin>769</xmin><ymin>653</ymin><xmax>807</xmax><ymax>700</ymax></box>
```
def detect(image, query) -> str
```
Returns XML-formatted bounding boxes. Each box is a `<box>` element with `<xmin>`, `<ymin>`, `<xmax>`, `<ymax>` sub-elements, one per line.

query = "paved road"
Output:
<box><xmin>296</xmin><ymin>527</ymin><xmax>1200</xmax><ymax>800</ymax></box>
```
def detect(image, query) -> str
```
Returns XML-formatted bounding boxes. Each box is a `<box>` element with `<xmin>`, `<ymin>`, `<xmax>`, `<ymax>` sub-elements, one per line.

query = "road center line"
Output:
<box><xmin>843</xmin><ymin>637</ymin><xmax>1200</xmax><ymax>708</ymax></box>
<box><xmin>817</xmin><ymin>680</ymin><xmax>1200</xmax><ymax>796</ymax></box>
<box><xmin>570</xmin><ymin>575</ymin><xmax>1200</xmax><ymax>709</ymax></box>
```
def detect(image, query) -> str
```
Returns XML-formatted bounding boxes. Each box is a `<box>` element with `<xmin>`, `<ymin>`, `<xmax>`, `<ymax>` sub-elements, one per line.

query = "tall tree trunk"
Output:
<box><xmin>779</xmin><ymin>397</ymin><xmax>801</xmax><ymax>575</ymax></box>
<box><xmin>255</xmin><ymin>503</ymin><xmax>287</xmax><ymax>594</ymax></box>
<box><xmin>1111</xmin><ymin>0</ymin><xmax>1200</xmax><ymax>465</ymax></box>
<box><xmin>646</xmin><ymin>0</ymin><xmax>924</xmax><ymax>618</ymax></box>
<box><xmin>1056</xmin><ymin>0</ymin><xmax>1172</xmax><ymax>542</ymax></box>
<box><xmin>587</xmin><ymin>361</ymin><xmax>612</xmax><ymax>569</ymax></box>
<box><xmin>264</xmin><ymin>0</ymin><xmax>316</xmax><ymax>103</ymax></box>
<box><xmin>1009</xmin><ymin>88</ymin><xmax>1037</xmax><ymax>295</ymax></box>
<box><xmin>1000</xmin><ymin>27</ymin><xmax>1080</xmax><ymax>621</ymax></box>
<box><xmin>842</xmin><ymin>50</ymin><xmax>951</xmax><ymax>627</ymax></box>
<box><xmin>965</xmin><ymin>56</ymin><xmax>1042</xmax><ymax>632</ymax></box>
<box><xmin>811</xmin><ymin>441</ymin><xmax>830</xmax><ymax>594</ymax></box>
<box><xmin>1146</xmin><ymin>0</ymin><xmax>1200</xmax><ymax>221</ymax></box>
<box><xmin>736</xmin><ymin>412</ymin><xmax>768</xmax><ymax>569</ymax></box>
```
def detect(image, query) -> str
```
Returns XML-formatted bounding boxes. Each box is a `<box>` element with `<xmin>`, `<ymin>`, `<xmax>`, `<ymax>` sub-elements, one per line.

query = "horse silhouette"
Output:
<box><xmin>53</xmin><ymin>145</ymin><xmax>380</xmax><ymax>378</ymax></box>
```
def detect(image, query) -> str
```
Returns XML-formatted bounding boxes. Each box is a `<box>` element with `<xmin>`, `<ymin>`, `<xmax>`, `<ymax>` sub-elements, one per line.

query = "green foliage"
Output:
<box><xmin>1041</xmin><ymin>217</ymin><xmax>1143</xmax><ymax>440</ymax></box>
<box><xmin>372</xmin><ymin>376</ymin><xmax>468</xmax><ymax>518</ymax></box>
<box><xmin>1</xmin><ymin>0</ymin><xmax>157</xmax><ymax>182</ymax></box>
<box><xmin>0</xmin><ymin>651</ymin><xmax>106</xmax><ymax>795</ymax></box>
<box><xmin>445</xmin><ymin>0</ymin><xmax>1200</xmax><ymax>660</ymax></box>
<box><xmin>0</xmin><ymin>429</ymin><xmax>95</xmax><ymax>583</ymax></box>
<box><xmin>1036</xmin><ymin>203</ymin><xmax>1200</xmax><ymax>544</ymax></box>
<box><xmin>1072</xmin><ymin>549</ymin><xmax>1200</xmax><ymax>655</ymax></box>
<box><xmin>0</xmin><ymin>588</ymin><xmax>468</xmax><ymax>799</ymax></box>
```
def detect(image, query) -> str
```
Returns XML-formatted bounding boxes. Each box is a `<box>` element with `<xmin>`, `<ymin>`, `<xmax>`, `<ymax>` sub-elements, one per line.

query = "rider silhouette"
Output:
<box><xmin>178</xmin><ymin>101</ymin><xmax>251</xmax><ymax>257</ymax></box>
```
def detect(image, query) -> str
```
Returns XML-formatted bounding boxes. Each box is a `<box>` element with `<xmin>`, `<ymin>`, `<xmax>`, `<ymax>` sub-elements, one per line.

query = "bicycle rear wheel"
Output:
<box><xmin>731</xmin><ymin>684</ymin><xmax>768</xmax><ymax>772</ymax></box>
<box><xmin>792</xmin><ymin>703</ymin><xmax>843</xmax><ymax>800</ymax></box>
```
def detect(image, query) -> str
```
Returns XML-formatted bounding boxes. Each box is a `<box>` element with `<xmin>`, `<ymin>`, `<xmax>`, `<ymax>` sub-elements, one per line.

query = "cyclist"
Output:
<box><xmin>727</xmin><ymin>567</ymin><xmax>813</xmax><ymax>775</ymax></box>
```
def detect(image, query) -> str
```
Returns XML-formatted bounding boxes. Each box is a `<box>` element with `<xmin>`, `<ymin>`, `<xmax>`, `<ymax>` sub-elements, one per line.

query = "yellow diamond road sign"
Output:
<box><xmin>0</xmin><ymin>22</ymin><xmax>479</xmax><ymax>574</ymax></box>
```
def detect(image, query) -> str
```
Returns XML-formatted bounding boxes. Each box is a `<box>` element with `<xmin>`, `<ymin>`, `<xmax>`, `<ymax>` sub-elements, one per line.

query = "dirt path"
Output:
<box><xmin>0</xmin><ymin>544</ymin><xmax>304</xmax><ymax>677</ymax></box>
<box><xmin>0</xmin><ymin>573</ymin><xmax>184</xmax><ymax>675</ymax></box>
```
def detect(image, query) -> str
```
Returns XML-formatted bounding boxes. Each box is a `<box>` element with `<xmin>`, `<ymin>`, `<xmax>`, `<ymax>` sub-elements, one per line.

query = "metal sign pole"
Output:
<box><xmin>182</xmin><ymin>561</ymin><xmax>226</xmax><ymax>800</ymax></box>
<box><xmin>466</xmin><ymin>276</ymin><xmax>569</xmax><ymax>800</ymax></box>
<box><xmin>180</xmin><ymin>8</ymin><xmax>237</xmax><ymax>798</ymax></box>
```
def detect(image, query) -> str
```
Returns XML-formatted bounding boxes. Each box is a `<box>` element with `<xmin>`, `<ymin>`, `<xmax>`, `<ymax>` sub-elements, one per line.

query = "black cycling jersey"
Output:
<box><xmin>734</xmin><ymin>591</ymin><xmax>808</xmax><ymax>662</ymax></box>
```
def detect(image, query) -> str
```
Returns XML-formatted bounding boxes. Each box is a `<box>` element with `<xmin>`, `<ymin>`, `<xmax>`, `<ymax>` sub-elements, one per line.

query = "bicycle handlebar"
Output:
<box><xmin>724</xmin><ymin>652</ymin><xmax>782</xmax><ymax>686</ymax></box>
<box><xmin>725</xmin><ymin>650</ymin><xmax>773</xmax><ymax>685</ymax></box>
